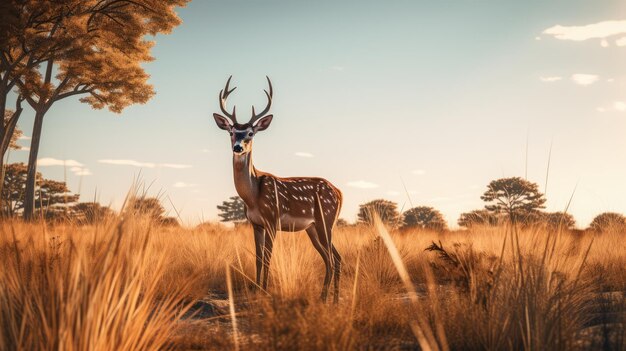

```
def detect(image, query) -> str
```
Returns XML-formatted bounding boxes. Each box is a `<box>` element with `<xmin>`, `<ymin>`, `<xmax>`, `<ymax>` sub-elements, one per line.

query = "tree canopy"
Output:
<box><xmin>357</xmin><ymin>199</ymin><xmax>400</xmax><ymax>227</ymax></box>
<box><xmin>589</xmin><ymin>212</ymin><xmax>626</xmax><ymax>233</ymax></box>
<box><xmin>480</xmin><ymin>177</ymin><xmax>546</xmax><ymax>222</ymax></box>
<box><xmin>457</xmin><ymin>209</ymin><xmax>501</xmax><ymax>228</ymax></box>
<box><xmin>0</xmin><ymin>0</ymin><xmax>189</xmax><ymax>220</ymax></box>
<box><xmin>1</xmin><ymin>162</ymin><xmax>78</xmax><ymax>218</ymax></box>
<box><xmin>401</xmin><ymin>206</ymin><xmax>447</xmax><ymax>232</ymax></box>
<box><xmin>217</xmin><ymin>196</ymin><xmax>247</xmax><ymax>223</ymax></box>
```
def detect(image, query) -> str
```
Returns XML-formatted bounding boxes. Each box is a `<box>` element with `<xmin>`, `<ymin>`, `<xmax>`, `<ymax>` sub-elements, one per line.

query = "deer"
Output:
<box><xmin>212</xmin><ymin>76</ymin><xmax>343</xmax><ymax>303</ymax></box>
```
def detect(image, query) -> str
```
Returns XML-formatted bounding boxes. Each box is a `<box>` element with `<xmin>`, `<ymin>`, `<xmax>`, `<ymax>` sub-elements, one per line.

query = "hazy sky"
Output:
<box><xmin>8</xmin><ymin>0</ymin><xmax>626</xmax><ymax>227</ymax></box>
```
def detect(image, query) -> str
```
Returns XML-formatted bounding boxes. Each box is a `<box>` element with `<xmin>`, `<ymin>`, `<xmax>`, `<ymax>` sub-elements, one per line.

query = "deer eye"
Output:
<box><xmin>248</xmin><ymin>132</ymin><xmax>253</xmax><ymax>137</ymax></box>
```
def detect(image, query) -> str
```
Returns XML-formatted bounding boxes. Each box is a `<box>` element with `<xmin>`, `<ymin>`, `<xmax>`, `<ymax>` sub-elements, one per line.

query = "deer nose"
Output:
<box><xmin>233</xmin><ymin>145</ymin><xmax>243</xmax><ymax>153</ymax></box>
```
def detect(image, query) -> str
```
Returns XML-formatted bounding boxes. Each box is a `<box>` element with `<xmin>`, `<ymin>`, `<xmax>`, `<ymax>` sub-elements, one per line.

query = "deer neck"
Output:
<box><xmin>233</xmin><ymin>152</ymin><xmax>260</xmax><ymax>207</ymax></box>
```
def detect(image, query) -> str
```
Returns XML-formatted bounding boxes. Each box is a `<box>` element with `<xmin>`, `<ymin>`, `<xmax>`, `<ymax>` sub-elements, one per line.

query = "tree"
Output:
<box><xmin>543</xmin><ymin>212</ymin><xmax>576</xmax><ymax>231</ymax></box>
<box><xmin>357</xmin><ymin>199</ymin><xmax>400</xmax><ymax>227</ymax></box>
<box><xmin>480</xmin><ymin>177</ymin><xmax>546</xmax><ymax>223</ymax></box>
<box><xmin>335</xmin><ymin>218</ymin><xmax>349</xmax><ymax>227</ymax></box>
<box><xmin>1</xmin><ymin>162</ymin><xmax>79</xmax><ymax>218</ymax></box>
<box><xmin>457</xmin><ymin>209</ymin><xmax>501</xmax><ymax>228</ymax></box>
<box><xmin>127</xmin><ymin>196</ymin><xmax>176</xmax><ymax>226</ymax></box>
<box><xmin>589</xmin><ymin>212</ymin><xmax>626</xmax><ymax>233</ymax></box>
<box><xmin>401</xmin><ymin>206</ymin><xmax>447</xmax><ymax>232</ymax></box>
<box><xmin>128</xmin><ymin>197</ymin><xmax>165</xmax><ymax>220</ymax></box>
<box><xmin>1</xmin><ymin>0</ymin><xmax>189</xmax><ymax>220</ymax></box>
<box><xmin>3</xmin><ymin>110</ymin><xmax>22</xmax><ymax>150</ymax></box>
<box><xmin>72</xmin><ymin>202</ymin><xmax>115</xmax><ymax>224</ymax></box>
<box><xmin>217</xmin><ymin>196</ymin><xmax>247</xmax><ymax>223</ymax></box>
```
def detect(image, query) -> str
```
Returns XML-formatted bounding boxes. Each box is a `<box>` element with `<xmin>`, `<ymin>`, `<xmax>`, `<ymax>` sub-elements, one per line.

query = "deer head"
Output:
<box><xmin>213</xmin><ymin>76</ymin><xmax>274</xmax><ymax>155</ymax></box>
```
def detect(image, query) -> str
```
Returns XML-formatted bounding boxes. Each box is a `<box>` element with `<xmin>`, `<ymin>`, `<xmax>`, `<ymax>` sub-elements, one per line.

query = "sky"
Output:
<box><xmin>7</xmin><ymin>0</ymin><xmax>626</xmax><ymax>227</ymax></box>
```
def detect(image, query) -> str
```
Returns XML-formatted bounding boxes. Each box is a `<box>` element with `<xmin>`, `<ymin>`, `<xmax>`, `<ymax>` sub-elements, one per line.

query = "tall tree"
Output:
<box><xmin>401</xmin><ymin>206</ymin><xmax>447</xmax><ymax>232</ymax></box>
<box><xmin>480</xmin><ymin>177</ymin><xmax>546</xmax><ymax>223</ymax></box>
<box><xmin>217</xmin><ymin>196</ymin><xmax>247</xmax><ymax>223</ymax></box>
<box><xmin>357</xmin><ymin>199</ymin><xmax>400</xmax><ymax>227</ymax></box>
<box><xmin>2</xmin><ymin>0</ymin><xmax>188</xmax><ymax>220</ymax></box>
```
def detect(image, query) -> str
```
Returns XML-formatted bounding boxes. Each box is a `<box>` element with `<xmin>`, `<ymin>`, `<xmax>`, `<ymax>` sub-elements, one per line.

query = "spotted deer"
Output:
<box><xmin>212</xmin><ymin>76</ymin><xmax>343</xmax><ymax>302</ymax></box>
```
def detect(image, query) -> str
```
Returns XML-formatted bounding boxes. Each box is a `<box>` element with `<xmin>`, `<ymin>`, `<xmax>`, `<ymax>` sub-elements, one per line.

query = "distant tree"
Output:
<box><xmin>335</xmin><ymin>218</ymin><xmax>349</xmax><ymax>227</ymax></box>
<box><xmin>457</xmin><ymin>209</ymin><xmax>501</xmax><ymax>228</ymax></box>
<box><xmin>217</xmin><ymin>196</ymin><xmax>247</xmax><ymax>223</ymax></box>
<box><xmin>1</xmin><ymin>162</ymin><xmax>28</xmax><ymax>217</ymax></box>
<box><xmin>3</xmin><ymin>110</ymin><xmax>23</xmax><ymax>150</ymax></box>
<box><xmin>72</xmin><ymin>202</ymin><xmax>115</xmax><ymax>224</ymax></box>
<box><xmin>543</xmin><ymin>212</ymin><xmax>576</xmax><ymax>230</ymax></box>
<box><xmin>128</xmin><ymin>197</ymin><xmax>166</xmax><ymax>222</ymax></box>
<box><xmin>3</xmin><ymin>0</ymin><xmax>189</xmax><ymax>220</ymax></box>
<box><xmin>1</xmin><ymin>162</ymin><xmax>78</xmax><ymax>218</ymax></box>
<box><xmin>401</xmin><ymin>206</ymin><xmax>447</xmax><ymax>232</ymax></box>
<box><xmin>358</xmin><ymin>199</ymin><xmax>400</xmax><ymax>227</ymax></box>
<box><xmin>481</xmin><ymin>177</ymin><xmax>546</xmax><ymax>222</ymax></box>
<box><xmin>160</xmin><ymin>216</ymin><xmax>180</xmax><ymax>227</ymax></box>
<box><xmin>589</xmin><ymin>212</ymin><xmax>626</xmax><ymax>233</ymax></box>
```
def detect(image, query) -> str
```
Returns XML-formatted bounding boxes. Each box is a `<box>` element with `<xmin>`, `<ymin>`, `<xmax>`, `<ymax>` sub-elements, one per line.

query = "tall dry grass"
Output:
<box><xmin>0</xmin><ymin>215</ymin><xmax>624</xmax><ymax>350</ymax></box>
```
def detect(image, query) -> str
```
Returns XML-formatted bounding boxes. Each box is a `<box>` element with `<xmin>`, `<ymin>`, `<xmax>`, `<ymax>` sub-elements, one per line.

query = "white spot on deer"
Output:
<box><xmin>302</xmin><ymin>209</ymin><xmax>306</xmax><ymax>214</ymax></box>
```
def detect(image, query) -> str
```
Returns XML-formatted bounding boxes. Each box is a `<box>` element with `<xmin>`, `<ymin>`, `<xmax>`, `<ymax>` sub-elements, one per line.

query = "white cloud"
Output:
<box><xmin>386</xmin><ymin>191</ymin><xmax>400</xmax><ymax>196</ymax></box>
<box><xmin>601</xmin><ymin>39</ymin><xmax>609</xmax><ymax>47</ymax></box>
<box><xmin>74</xmin><ymin>169</ymin><xmax>92</xmax><ymax>176</ymax></box>
<box><xmin>543</xmin><ymin>20</ymin><xmax>626</xmax><ymax>41</ymax></box>
<box><xmin>99</xmin><ymin>159</ymin><xmax>156</xmax><ymax>168</ymax></box>
<box><xmin>571</xmin><ymin>74</ymin><xmax>599</xmax><ymax>86</ymax></box>
<box><xmin>411</xmin><ymin>169</ymin><xmax>426</xmax><ymax>175</ymax></box>
<box><xmin>98</xmin><ymin>160</ymin><xmax>191</xmax><ymax>169</ymax></box>
<box><xmin>607</xmin><ymin>78</ymin><xmax>615</xmax><ymax>83</ymax></box>
<box><xmin>331</xmin><ymin>66</ymin><xmax>344</xmax><ymax>71</ymax></box>
<box><xmin>540</xmin><ymin>76</ymin><xmax>562</xmax><ymax>83</ymax></box>
<box><xmin>616</xmin><ymin>37</ymin><xmax>626</xmax><ymax>46</ymax></box>
<box><xmin>17</xmin><ymin>147</ymin><xmax>30</xmax><ymax>151</ymax></box>
<box><xmin>535</xmin><ymin>36</ymin><xmax>541</xmax><ymax>41</ymax></box>
<box><xmin>160</xmin><ymin>163</ymin><xmax>192</xmax><ymax>169</ymax></box>
<box><xmin>347</xmin><ymin>180</ymin><xmax>379</xmax><ymax>189</ymax></box>
<box><xmin>294</xmin><ymin>152</ymin><xmax>314</xmax><ymax>158</ymax></box>
<box><xmin>38</xmin><ymin>158</ymin><xmax>83</xmax><ymax>167</ymax></box>
<box><xmin>38</xmin><ymin>158</ymin><xmax>91</xmax><ymax>176</ymax></box>
<box><xmin>173</xmin><ymin>181</ymin><xmax>197</xmax><ymax>188</ymax></box>
<box><xmin>596</xmin><ymin>101</ymin><xmax>626</xmax><ymax>113</ymax></box>
<box><xmin>18</xmin><ymin>135</ymin><xmax>31</xmax><ymax>140</ymax></box>
<box><xmin>201</xmin><ymin>149</ymin><xmax>210</xmax><ymax>153</ymax></box>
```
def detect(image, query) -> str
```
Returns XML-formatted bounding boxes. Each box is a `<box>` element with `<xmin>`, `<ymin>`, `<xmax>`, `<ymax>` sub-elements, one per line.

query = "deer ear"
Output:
<box><xmin>253</xmin><ymin>115</ymin><xmax>273</xmax><ymax>132</ymax></box>
<box><xmin>213</xmin><ymin>113</ymin><xmax>232</xmax><ymax>130</ymax></box>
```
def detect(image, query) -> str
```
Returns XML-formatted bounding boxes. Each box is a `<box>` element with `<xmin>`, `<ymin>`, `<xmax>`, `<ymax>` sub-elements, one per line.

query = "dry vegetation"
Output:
<box><xmin>0</xmin><ymin>215</ymin><xmax>624</xmax><ymax>350</ymax></box>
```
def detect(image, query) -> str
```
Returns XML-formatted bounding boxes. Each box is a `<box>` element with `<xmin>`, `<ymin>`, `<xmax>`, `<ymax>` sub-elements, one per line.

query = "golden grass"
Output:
<box><xmin>0</xmin><ymin>216</ymin><xmax>624</xmax><ymax>350</ymax></box>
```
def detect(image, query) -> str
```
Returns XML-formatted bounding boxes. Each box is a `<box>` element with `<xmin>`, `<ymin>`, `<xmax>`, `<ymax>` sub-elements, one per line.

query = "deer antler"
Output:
<box><xmin>249</xmin><ymin>76</ymin><xmax>273</xmax><ymax>125</ymax></box>
<box><xmin>219</xmin><ymin>75</ymin><xmax>237</xmax><ymax>124</ymax></box>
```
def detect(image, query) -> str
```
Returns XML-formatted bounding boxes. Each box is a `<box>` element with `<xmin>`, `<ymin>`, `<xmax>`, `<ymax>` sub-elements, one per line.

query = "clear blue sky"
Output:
<box><xmin>8</xmin><ymin>0</ymin><xmax>626</xmax><ymax>227</ymax></box>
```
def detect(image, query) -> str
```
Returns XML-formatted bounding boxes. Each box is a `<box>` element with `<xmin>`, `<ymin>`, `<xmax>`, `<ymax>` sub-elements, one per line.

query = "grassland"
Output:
<box><xmin>0</xmin><ymin>216</ymin><xmax>624</xmax><ymax>350</ymax></box>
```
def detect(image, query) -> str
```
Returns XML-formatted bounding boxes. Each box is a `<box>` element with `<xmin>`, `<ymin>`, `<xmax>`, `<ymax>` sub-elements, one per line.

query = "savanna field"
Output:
<box><xmin>3</xmin><ymin>1</ymin><xmax>626</xmax><ymax>351</ymax></box>
<box><xmin>1</xmin><ymin>212</ymin><xmax>624</xmax><ymax>350</ymax></box>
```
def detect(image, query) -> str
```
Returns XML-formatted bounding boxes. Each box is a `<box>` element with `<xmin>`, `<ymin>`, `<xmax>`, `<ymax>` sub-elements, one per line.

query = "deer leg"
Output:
<box><xmin>252</xmin><ymin>224</ymin><xmax>265</xmax><ymax>288</ymax></box>
<box><xmin>306</xmin><ymin>225</ymin><xmax>333</xmax><ymax>302</ymax></box>
<box><xmin>261</xmin><ymin>229</ymin><xmax>276</xmax><ymax>290</ymax></box>
<box><xmin>331</xmin><ymin>244</ymin><xmax>342</xmax><ymax>304</ymax></box>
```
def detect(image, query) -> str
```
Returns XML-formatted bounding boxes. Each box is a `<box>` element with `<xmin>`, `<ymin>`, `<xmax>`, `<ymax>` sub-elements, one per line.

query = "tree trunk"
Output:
<box><xmin>23</xmin><ymin>110</ymin><xmax>45</xmax><ymax>221</ymax></box>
